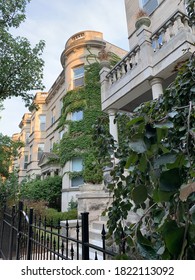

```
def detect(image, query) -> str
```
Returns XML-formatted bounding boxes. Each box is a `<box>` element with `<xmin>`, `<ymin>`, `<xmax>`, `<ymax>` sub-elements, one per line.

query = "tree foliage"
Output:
<box><xmin>0</xmin><ymin>133</ymin><xmax>23</xmax><ymax>178</ymax></box>
<box><xmin>0</xmin><ymin>0</ymin><xmax>45</xmax><ymax>107</ymax></box>
<box><xmin>20</xmin><ymin>175</ymin><xmax>62</xmax><ymax>210</ymax></box>
<box><xmin>93</xmin><ymin>48</ymin><xmax>195</xmax><ymax>259</ymax></box>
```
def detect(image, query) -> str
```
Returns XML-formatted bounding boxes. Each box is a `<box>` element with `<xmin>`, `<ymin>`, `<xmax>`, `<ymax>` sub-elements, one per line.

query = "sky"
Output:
<box><xmin>0</xmin><ymin>0</ymin><xmax>129</xmax><ymax>137</ymax></box>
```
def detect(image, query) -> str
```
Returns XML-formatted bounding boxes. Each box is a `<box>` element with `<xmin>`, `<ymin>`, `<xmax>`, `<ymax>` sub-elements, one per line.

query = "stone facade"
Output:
<box><xmin>13</xmin><ymin>30</ymin><xmax>127</xmax><ymax>212</ymax></box>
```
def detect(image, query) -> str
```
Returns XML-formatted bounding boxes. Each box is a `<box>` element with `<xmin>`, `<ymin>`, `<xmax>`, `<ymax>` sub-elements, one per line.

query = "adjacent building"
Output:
<box><xmin>100</xmin><ymin>0</ymin><xmax>195</xmax><ymax>140</ymax></box>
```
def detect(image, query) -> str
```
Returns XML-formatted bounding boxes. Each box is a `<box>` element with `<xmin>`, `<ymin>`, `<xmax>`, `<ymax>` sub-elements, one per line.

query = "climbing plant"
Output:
<box><xmin>93</xmin><ymin>49</ymin><xmax>195</xmax><ymax>259</ymax></box>
<box><xmin>57</xmin><ymin>62</ymin><xmax>106</xmax><ymax>184</ymax></box>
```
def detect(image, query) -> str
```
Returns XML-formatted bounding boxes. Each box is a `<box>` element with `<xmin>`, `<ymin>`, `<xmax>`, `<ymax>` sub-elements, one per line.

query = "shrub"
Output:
<box><xmin>20</xmin><ymin>176</ymin><xmax>62</xmax><ymax>210</ymax></box>
<box><xmin>43</xmin><ymin>208</ymin><xmax>78</xmax><ymax>228</ymax></box>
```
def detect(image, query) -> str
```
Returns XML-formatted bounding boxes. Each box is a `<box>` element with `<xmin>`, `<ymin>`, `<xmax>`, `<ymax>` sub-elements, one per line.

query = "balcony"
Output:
<box><xmin>100</xmin><ymin>11</ymin><xmax>195</xmax><ymax>113</ymax></box>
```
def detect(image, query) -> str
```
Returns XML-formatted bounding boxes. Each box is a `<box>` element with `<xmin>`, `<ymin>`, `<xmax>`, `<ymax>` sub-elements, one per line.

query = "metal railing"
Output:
<box><xmin>0</xmin><ymin>201</ymin><xmax>119</xmax><ymax>260</ymax></box>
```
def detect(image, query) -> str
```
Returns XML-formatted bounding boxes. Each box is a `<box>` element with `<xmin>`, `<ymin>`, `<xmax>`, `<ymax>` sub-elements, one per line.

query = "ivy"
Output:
<box><xmin>58</xmin><ymin>63</ymin><xmax>104</xmax><ymax>184</ymax></box>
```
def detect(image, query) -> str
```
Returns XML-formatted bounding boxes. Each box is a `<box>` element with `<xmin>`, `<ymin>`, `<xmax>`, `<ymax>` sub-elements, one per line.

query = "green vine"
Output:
<box><xmin>57</xmin><ymin>62</ymin><xmax>106</xmax><ymax>184</ymax></box>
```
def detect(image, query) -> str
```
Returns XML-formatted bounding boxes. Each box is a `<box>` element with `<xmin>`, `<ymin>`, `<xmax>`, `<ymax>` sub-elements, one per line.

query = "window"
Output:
<box><xmin>29</xmin><ymin>145</ymin><xmax>32</xmax><ymax>162</ymax></box>
<box><xmin>31</xmin><ymin>118</ymin><xmax>34</xmax><ymax>133</ymax></box>
<box><xmin>71</xmin><ymin>110</ymin><xmax>83</xmax><ymax>121</ymax></box>
<box><xmin>71</xmin><ymin>157</ymin><xmax>84</xmax><ymax>187</ymax></box>
<box><xmin>59</xmin><ymin>130</ymin><xmax>65</xmax><ymax>140</ymax></box>
<box><xmin>24</xmin><ymin>155</ymin><xmax>28</xmax><ymax>169</ymax></box>
<box><xmin>60</xmin><ymin>99</ymin><xmax>64</xmax><ymax>116</ymax></box>
<box><xmin>141</xmin><ymin>0</ymin><xmax>158</xmax><ymax>14</ymax></box>
<box><xmin>25</xmin><ymin>132</ymin><xmax>30</xmax><ymax>144</ymax></box>
<box><xmin>73</xmin><ymin>66</ymin><xmax>84</xmax><ymax>88</ymax></box>
<box><xmin>39</xmin><ymin>115</ymin><xmax>46</xmax><ymax>131</ymax></box>
<box><xmin>37</xmin><ymin>143</ymin><xmax>44</xmax><ymax>161</ymax></box>
<box><xmin>51</xmin><ymin>107</ymin><xmax>56</xmax><ymax>125</ymax></box>
<box><xmin>50</xmin><ymin>137</ymin><xmax>54</xmax><ymax>152</ymax></box>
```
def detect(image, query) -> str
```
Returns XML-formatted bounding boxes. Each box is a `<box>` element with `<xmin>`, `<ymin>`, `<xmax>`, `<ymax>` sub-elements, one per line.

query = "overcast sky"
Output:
<box><xmin>0</xmin><ymin>0</ymin><xmax>129</xmax><ymax>137</ymax></box>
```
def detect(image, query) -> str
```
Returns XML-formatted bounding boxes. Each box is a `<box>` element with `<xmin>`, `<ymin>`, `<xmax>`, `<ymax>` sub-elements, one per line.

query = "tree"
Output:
<box><xmin>0</xmin><ymin>0</ymin><xmax>45</xmax><ymax>108</ymax></box>
<box><xmin>0</xmin><ymin>133</ymin><xmax>23</xmax><ymax>178</ymax></box>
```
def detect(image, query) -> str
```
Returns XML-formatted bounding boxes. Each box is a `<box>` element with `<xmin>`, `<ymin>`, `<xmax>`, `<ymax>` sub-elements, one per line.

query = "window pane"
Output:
<box><xmin>72</xmin><ymin>110</ymin><xmax>83</xmax><ymax>121</ymax></box>
<box><xmin>39</xmin><ymin>115</ymin><xmax>46</xmax><ymax>131</ymax></box>
<box><xmin>73</xmin><ymin>66</ymin><xmax>84</xmax><ymax>88</ymax></box>
<box><xmin>74</xmin><ymin>66</ymin><xmax>84</xmax><ymax>78</ymax></box>
<box><xmin>74</xmin><ymin>77</ymin><xmax>84</xmax><ymax>87</ymax></box>
<box><xmin>72</xmin><ymin>158</ymin><xmax>83</xmax><ymax>171</ymax></box>
<box><xmin>51</xmin><ymin>107</ymin><xmax>56</xmax><ymax>124</ymax></box>
<box><xmin>71</xmin><ymin>176</ymin><xmax>84</xmax><ymax>187</ymax></box>
<box><xmin>143</xmin><ymin>0</ymin><xmax>158</xmax><ymax>14</ymax></box>
<box><xmin>50</xmin><ymin>138</ymin><xmax>54</xmax><ymax>151</ymax></box>
<box><xmin>38</xmin><ymin>143</ymin><xmax>44</xmax><ymax>160</ymax></box>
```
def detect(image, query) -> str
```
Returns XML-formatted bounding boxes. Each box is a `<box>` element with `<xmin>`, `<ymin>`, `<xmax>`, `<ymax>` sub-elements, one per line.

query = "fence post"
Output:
<box><xmin>8</xmin><ymin>205</ymin><xmax>16</xmax><ymax>260</ymax></box>
<box><xmin>27</xmin><ymin>208</ymin><xmax>33</xmax><ymax>260</ymax></box>
<box><xmin>0</xmin><ymin>204</ymin><xmax>6</xmax><ymax>259</ymax></box>
<box><xmin>81</xmin><ymin>212</ymin><xmax>89</xmax><ymax>260</ymax></box>
<box><xmin>16</xmin><ymin>201</ymin><xmax>23</xmax><ymax>260</ymax></box>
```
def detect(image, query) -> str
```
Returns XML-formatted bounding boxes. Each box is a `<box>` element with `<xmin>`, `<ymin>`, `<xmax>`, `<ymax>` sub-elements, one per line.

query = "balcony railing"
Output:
<box><xmin>105</xmin><ymin>11</ymin><xmax>194</xmax><ymax>87</ymax></box>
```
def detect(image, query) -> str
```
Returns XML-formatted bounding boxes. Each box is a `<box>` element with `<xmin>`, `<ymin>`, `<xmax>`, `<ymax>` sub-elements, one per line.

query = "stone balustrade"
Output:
<box><xmin>151</xmin><ymin>11</ymin><xmax>193</xmax><ymax>52</ymax></box>
<box><xmin>106</xmin><ymin>45</ymin><xmax>140</xmax><ymax>86</ymax></box>
<box><xmin>105</xmin><ymin>11</ymin><xmax>193</xmax><ymax>87</ymax></box>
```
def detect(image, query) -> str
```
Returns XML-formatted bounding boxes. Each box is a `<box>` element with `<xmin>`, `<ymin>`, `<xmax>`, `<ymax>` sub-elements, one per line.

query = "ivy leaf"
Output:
<box><xmin>168</xmin><ymin>111</ymin><xmax>178</xmax><ymax>118</ymax></box>
<box><xmin>159</xmin><ymin>168</ymin><xmax>182</xmax><ymax>192</ymax></box>
<box><xmin>129</xmin><ymin>139</ymin><xmax>147</xmax><ymax>154</ymax></box>
<box><xmin>125</xmin><ymin>153</ymin><xmax>138</xmax><ymax>169</ymax></box>
<box><xmin>131</xmin><ymin>185</ymin><xmax>147</xmax><ymax>204</ymax></box>
<box><xmin>161</xmin><ymin>220</ymin><xmax>184</xmax><ymax>257</ymax></box>
<box><xmin>127</xmin><ymin>116</ymin><xmax>144</xmax><ymax>127</ymax></box>
<box><xmin>153</xmin><ymin>188</ymin><xmax>175</xmax><ymax>202</ymax></box>
<box><xmin>154</xmin><ymin>121</ymin><xmax>174</xmax><ymax>129</ymax></box>
<box><xmin>190</xmin><ymin>86</ymin><xmax>195</xmax><ymax>93</ymax></box>
<box><xmin>154</xmin><ymin>153</ymin><xmax>177</xmax><ymax>168</ymax></box>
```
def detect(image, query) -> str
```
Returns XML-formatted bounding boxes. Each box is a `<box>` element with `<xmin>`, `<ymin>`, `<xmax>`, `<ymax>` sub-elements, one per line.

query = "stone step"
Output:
<box><xmin>91</xmin><ymin>220</ymin><xmax>107</xmax><ymax>231</ymax></box>
<box><xmin>89</xmin><ymin>228</ymin><xmax>103</xmax><ymax>240</ymax></box>
<box><xmin>99</xmin><ymin>215</ymin><xmax>109</xmax><ymax>222</ymax></box>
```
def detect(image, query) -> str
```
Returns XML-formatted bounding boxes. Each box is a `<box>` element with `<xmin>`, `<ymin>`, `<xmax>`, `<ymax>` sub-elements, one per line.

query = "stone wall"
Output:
<box><xmin>77</xmin><ymin>184</ymin><xmax>112</xmax><ymax>223</ymax></box>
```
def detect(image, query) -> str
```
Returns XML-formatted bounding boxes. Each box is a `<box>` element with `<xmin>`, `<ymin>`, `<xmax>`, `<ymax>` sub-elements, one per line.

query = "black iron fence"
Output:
<box><xmin>0</xmin><ymin>201</ymin><xmax>120</xmax><ymax>260</ymax></box>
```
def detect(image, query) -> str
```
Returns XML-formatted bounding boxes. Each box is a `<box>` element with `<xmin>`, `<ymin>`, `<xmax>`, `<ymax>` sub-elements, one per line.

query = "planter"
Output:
<box><xmin>135</xmin><ymin>16</ymin><xmax>151</xmax><ymax>29</ymax></box>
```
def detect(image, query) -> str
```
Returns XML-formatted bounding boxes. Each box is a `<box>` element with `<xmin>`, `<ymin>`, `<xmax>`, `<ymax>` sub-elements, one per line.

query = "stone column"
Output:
<box><xmin>100</xmin><ymin>66</ymin><xmax>110</xmax><ymax>103</ymax></box>
<box><xmin>150</xmin><ymin>77</ymin><xmax>163</xmax><ymax>99</ymax></box>
<box><xmin>50</xmin><ymin>168</ymin><xmax>55</xmax><ymax>177</ymax></box>
<box><xmin>107</xmin><ymin>108</ymin><xmax>118</xmax><ymax>142</ymax></box>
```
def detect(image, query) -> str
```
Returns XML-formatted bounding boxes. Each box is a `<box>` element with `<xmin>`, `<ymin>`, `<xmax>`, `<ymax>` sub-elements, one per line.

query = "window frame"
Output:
<box><xmin>71</xmin><ymin>157</ymin><xmax>84</xmax><ymax>187</ymax></box>
<box><xmin>73</xmin><ymin>65</ymin><xmax>84</xmax><ymax>88</ymax></box>
<box><xmin>39</xmin><ymin>114</ymin><xmax>46</xmax><ymax>131</ymax></box>
<box><xmin>51</xmin><ymin>107</ymin><xmax>56</xmax><ymax>125</ymax></box>
<box><xmin>37</xmin><ymin>143</ymin><xmax>44</xmax><ymax>161</ymax></box>
<box><xmin>24</xmin><ymin>155</ymin><xmax>28</xmax><ymax>169</ymax></box>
